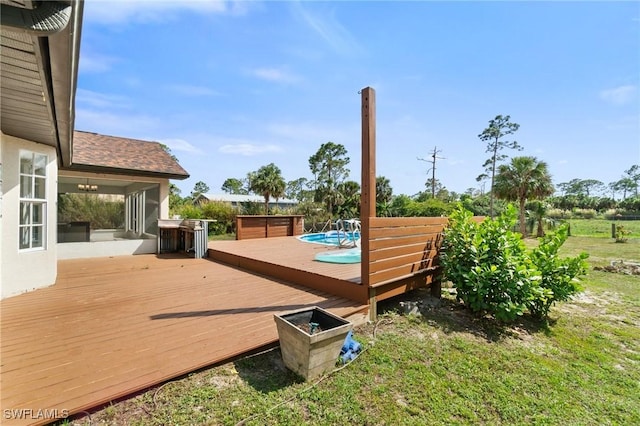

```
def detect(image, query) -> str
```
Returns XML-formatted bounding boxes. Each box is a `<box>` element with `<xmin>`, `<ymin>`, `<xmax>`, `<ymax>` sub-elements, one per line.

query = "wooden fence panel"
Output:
<box><xmin>367</xmin><ymin>217</ymin><xmax>447</xmax><ymax>288</ymax></box>
<box><xmin>236</xmin><ymin>215</ymin><xmax>304</xmax><ymax>240</ymax></box>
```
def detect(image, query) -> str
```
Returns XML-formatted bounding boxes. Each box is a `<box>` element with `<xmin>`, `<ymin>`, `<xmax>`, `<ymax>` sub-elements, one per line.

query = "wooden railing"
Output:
<box><xmin>235</xmin><ymin>215</ymin><xmax>304</xmax><ymax>240</ymax></box>
<box><xmin>367</xmin><ymin>216</ymin><xmax>447</xmax><ymax>287</ymax></box>
<box><xmin>361</xmin><ymin>216</ymin><xmax>449</xmax><ymax>317</ymax></box>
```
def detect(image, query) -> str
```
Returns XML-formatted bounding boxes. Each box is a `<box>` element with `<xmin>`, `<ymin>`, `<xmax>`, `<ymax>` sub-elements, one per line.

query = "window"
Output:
<box><xmin>125</xmin><ymin>190</ymin><xmax>145</xmax><ymax>236</ymax></box>
<box><xmin>19</xmin><ymin>151</ymin><xmax>47</xmax><ymax>250</ymax></box>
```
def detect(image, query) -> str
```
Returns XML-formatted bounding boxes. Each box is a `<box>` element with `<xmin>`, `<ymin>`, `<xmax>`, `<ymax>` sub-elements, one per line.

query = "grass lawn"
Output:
<box><xmin>208</xmin><ymin>233</ymin><xmax>236</xmax><ymax>241</ymax></box>
<box><xmin>566</xmin><ymin>218</ymin><xmax>640</xmax><ymax>239</ymax></box>
<box><xmin>62</xmin><ymin>236</ymin><xmax>639</xmax><ymax>426</ymax></box>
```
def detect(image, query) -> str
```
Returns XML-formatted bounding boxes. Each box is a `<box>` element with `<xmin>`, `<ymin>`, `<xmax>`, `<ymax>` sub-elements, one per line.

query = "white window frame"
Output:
<box><xmin>125</xmin><ymin>190</ymin><xmax>145</xmax><ymax>236</ymax></box>
<box><xmin>19</xmin><ymin>150</ymin><xmax>47</xmax><ymax>251</ymax></box>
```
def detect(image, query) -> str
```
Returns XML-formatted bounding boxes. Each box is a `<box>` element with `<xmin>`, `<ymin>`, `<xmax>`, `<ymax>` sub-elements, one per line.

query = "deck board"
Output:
<box><xmin>208</xmin><ymin>236</ymin><xmax>368</xmax><ymax>303</ymax></box>
<box><xmin>0</xmin><ymin>254</ymin><xmax>366</xmax><ymax>425</ymax></box>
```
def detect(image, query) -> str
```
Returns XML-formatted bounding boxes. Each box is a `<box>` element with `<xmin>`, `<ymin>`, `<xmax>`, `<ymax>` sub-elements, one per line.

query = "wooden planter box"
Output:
<box><xmin>274</xmin><ymin>306</ymin><xmax>353</xmax><ymax>380</ymax></box>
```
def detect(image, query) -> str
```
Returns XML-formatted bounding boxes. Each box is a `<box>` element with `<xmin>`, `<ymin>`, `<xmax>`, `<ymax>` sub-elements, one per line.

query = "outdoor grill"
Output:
<box><xmin>157</xmin><ymin>219</ymin><xmax>209</xmax><ymax>258</ymax></box>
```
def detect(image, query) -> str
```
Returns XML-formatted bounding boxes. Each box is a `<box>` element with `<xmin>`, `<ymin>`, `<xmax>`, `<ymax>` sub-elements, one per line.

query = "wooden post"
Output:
<box><xmin>360</xmin><ymin>87</ymin><xmax>376</xmax><ymax>319</ymax></box>
<box><xmin>236</xmin><ymin>216</ymin><xmax>242</xmax><ymax>240</ymax></box>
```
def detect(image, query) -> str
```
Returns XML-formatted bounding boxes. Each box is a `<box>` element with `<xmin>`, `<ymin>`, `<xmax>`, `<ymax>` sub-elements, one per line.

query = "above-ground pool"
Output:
<box><xmin>314</xmin><ymin>248</ymin><xmax>361</xmax><ymax>264</ymax></box>
<box><xmin>298</xmin><ymin>231</ymin><xmax>360</xmax><ymax>247</ymax></box>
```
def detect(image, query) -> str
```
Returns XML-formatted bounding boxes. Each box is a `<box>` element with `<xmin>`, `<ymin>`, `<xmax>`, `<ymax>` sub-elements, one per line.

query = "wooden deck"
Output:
<box><xmin>208</xmin><ymin>236</ymin><xmax>369</xmax><ymax>304</ymax></box>
<box><xmin>0</xmin><ymin>254</ymin><xmax>366</xmax><ymax>426</ymax></box>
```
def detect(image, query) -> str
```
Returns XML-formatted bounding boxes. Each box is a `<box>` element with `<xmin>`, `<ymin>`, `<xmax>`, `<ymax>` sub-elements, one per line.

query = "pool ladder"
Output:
<box><xmin>334</xmin><ymin>219</ymin><xmax>361</xmax><ymax>248</ymax></box>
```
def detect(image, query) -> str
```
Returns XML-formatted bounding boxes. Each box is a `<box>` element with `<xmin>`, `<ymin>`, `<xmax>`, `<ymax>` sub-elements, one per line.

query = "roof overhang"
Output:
<box><xmin>0</xmin><ymin>0</ymin><xmax>84</xmax><ymax>167</ymax></box>
<box><xmin>62</xmin><ymin>163</ymin><xmax>191</xmax><ymax>181</ymax></box>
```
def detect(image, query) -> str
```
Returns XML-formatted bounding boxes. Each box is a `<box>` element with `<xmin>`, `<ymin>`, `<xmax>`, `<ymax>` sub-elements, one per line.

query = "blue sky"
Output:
<box><xmin>76</xmin><ymin>0</ymin><xmax>640</xmax><ymax>198</ymax></box>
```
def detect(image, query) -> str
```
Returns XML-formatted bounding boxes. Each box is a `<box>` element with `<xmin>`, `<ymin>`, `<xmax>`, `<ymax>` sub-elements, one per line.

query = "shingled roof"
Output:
<box><xmin>66</xmin><ymin>131</ymin><xmax>189</xmax><ymax>180</ymax></box>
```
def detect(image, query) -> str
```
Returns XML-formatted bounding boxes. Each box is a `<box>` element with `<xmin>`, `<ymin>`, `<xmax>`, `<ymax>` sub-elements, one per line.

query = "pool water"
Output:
<box><xmin>314</xmin><ymin>248</ymin><xmax>361</xmax><ymax>264</ymax></box>
<box><xmin>298</xmin><ymin>231</ymin><xmax>360</xmax><ymax>246</ymax></box>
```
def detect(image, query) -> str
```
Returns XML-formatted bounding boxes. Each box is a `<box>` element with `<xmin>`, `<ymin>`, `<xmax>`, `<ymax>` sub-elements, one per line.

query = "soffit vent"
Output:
<box><xmin>1</xmin><ymin>1</ymin><xmax>71</xmax><ymax>36</ymax></box>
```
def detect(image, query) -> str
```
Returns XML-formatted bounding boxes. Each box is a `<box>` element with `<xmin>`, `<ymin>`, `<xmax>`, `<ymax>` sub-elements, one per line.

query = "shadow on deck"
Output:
<box><xmin>0</xmin><ymin>253</ymin><xmax>367</xmax><ymax>426</ymax></box>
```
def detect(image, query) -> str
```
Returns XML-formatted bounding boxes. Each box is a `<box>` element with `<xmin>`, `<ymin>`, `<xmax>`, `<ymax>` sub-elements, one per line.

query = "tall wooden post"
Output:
<box><xmin>360</xmin><ymin>87</ymin><xmax>376</xmax><ymax>318</ymax></box>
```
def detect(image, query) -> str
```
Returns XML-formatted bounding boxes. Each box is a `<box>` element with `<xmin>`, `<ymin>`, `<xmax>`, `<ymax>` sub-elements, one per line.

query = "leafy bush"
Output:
<box><xmin>175</xmin><ymin>203</ymin><xmax>202</xmax><ymax>219</ymax></box>
<box><xmin>200</xmin><ymin>201</ymin><xmax>237</xmax><ymax>234</ymax></box>
<box><xmin>241</xmin><ymin>201</ymin><xmax>265</xmax><ymax>215</ymax></box>
<box><xmin>58</xmin><ymin>194</ymin><xmax>124</xmax><ymax>229</ymax></box>
<box><xmin>295</xmin><ymin>201</ymin><xmax>331</xmax><ymax>232</ymax></box>
<box><xmin>528</xmin><ymin>226</ymin><xmax>588</xmax><ymax>318</ymax></box>
<box><xmin>440</xmin><ymin>206</ymin><xmax>537</xmax><ymax>321</ymax></box>
<box><xmin>547</xmin><ymin>208</ymin><xmax>570</xmax><ymax>220</ymax></box>
<box><xmin>614</xmin><ymin>225</ymin><xmax>630</xmax><ymax>243</ymax></box>
<box><xmin>406</xmin><ymin>198</ymin><xmax>454</xmax><ymax>217</ymax></box>
<box><xmin>572</xmin><ymin>208</ymin><xmax>597</xmax><ymax>219</ymax></box>
<box><xmin>441</xmin><ymin>205</ymin><xmax>588</xmax><ymax>322</ymax></box>
<box><xmin>618</xmin><ymin>197</ymin><xmax>640</xmax><ymax>212</ymax></box>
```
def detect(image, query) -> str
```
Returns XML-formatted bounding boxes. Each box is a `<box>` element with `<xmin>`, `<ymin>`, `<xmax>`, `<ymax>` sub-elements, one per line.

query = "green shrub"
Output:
<box><xmin>440</xmin><ymin>206</ymin><xmax>537</xmax><ymax>321</ymax></box>
<box><xmin>295</xmin><ymin>201</ymin><xmax>331</xmax><ymax>232</ymax></box>
<box><xmin>547</xmin><ymin>208</ymin><xmax>570</xmax><ymax>220</ymax></box>
<box><xmin>175</xmin><ymin>204</ymin><xmax>202</xmax><ymax>219</ymax></box>
<box><xmin>241</xmin><ymin>201</ymin><xmax>265</xmax><ymax>215</ymax></box>
<box><xmin>200</xmin><ymin>201</ymin><xmax>237</xmax><ymax>234</ymax></box>
<box><xmin>406</xmin><ymin>198</ymin><xmax>454</xmax><ymax>217</ymax></box>
<box><xmin>528</xmin><ymin>226</ymin><xmax>588</xmax><ymax>318</ymax></box>
<box><xmin>614</xmin><ymin>225</ymin><xmax>631</xmax><ymax>243</ymax></box>
<box><xmin>58</xmin><ymin>194</ymin><xmax>124</xmax><ymax>229</ymax></box>
<box><xmin>573</xmin><ymin>208</ymin><xmax>597</xmax><ymax>219</ymax></box>
<box><xmin>441</xmin><ymin>205</ymin><xmax>588</xmax><ymax>322</ymax></box>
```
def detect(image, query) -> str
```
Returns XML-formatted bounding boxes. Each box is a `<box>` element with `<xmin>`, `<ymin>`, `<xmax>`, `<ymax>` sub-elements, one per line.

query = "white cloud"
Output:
<box><xmin>247</xmin><ymin>67</ymin><xmax>302</xmax><ymax>85</ymax></box>
<box><xmin>84</xmin><ymin>0</ymin><xmax>247</xmax><ymax>25</ymax></box>
<box><xmin>599</xmin><ymin>85</ymin><xmax>637</xmax><ymax>106</ymax></box>
<box><xmin>166</xmin><ymin>84</ymin><xmax>222</xmax><ymax>97</ymax></box>
<box><xmin>157</xmin><ymin>138</ymin><xmax>204</xmax><ymax>154</ymax></box>
<box><xmin>75</xmin><ymin>108</ymin><xmax>161</xmax><ymax>136</ymax></box>
<box><xmin>219</xmin><ymin>142</ymin><xmax>283</xmax><ymax>156</ymax></box>
<box><xmin>267</xmin><ymin>122</ymin><xmax>341</xmax><ymax>141</ymax></box>
<box><xmin>291</xmin><ymin>2</ymin><xmax>363</xmax><ymax>56</ymax></box>
<box><xmin>75</xmin><ymin>89</ymin><xmax>131</xmax><ymax>109</ymax></box>
<box><xmin>79</xmin><ymin>52</ymin><xmax>120</xmax><ymax>73</ymax></box>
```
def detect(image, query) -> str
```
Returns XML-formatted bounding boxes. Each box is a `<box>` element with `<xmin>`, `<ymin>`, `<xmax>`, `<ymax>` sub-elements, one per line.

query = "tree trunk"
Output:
<box><xmin>536</xmin><ymin>218</ymin><xmax>545</xmax><ymax>237</ymax></box>
<box><xmin>490</xmin><ymin>143</ymin><xmax>497</xmax><ymax>218</ymax></box>
<box><xmin>519</xmin><ymin>198</ymin><xmax>527</xmax><ymax>237</ymax></box>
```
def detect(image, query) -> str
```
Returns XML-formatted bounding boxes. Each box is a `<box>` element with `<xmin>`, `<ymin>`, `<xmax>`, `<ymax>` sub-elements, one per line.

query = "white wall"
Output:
<box><xmin>57</xmin><ymin>239</ymin><xmax>157</xmax><ymax>259</ymax></box>
<box><xmin>1</xmin><ymin>133</ymin><xmax>58</xmax><ymax>298</ymax></box>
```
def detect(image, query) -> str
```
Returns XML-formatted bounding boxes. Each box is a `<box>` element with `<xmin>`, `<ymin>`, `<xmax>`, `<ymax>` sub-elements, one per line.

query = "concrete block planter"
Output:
<box><xmin>274</xmin><ymin>306</ymin><xmax>353</xmax><ymax>380</ymax></box>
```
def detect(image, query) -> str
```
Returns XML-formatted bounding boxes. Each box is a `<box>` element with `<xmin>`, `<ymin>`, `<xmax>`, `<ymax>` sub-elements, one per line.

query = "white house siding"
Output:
<box><xmin>1</xmin><ymin>133</ymin><xmax>58</xmax><ymax>299</ymax></box>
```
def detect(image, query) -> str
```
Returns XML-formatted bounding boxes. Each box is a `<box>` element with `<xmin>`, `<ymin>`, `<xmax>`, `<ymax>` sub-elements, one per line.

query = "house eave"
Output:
<box><xmin>61</xmin><ymin>164</ymin><xmax>190</xmax><ymax>181</ymax></box>
<box><xmin>0</xmin><ymin>0</ymin><xmax>83</xmax><ymax>166</ymax></box>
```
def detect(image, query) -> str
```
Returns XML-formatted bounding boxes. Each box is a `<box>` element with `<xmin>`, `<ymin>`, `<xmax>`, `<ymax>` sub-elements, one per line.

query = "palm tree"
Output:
<box><xmin>249</xmin><ymin>163</ymin><xmax>286</xmax><ymax>215</ymax></box>
<box><xmin>493</xmin><ymin>156</ymin><xmax>554</xmax><ymax>236</ymax></box>
<box><xmin>526</xmin><ymin>200</ymin><xmax>555</xmax><ymax>237</ymax></box>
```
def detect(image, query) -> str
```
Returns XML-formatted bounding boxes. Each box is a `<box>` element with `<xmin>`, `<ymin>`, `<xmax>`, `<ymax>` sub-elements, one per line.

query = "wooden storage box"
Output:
<box><xmin>274</xmin><ymin>306</ymin><xmax>353</xmax><ymax>380</ymax></box>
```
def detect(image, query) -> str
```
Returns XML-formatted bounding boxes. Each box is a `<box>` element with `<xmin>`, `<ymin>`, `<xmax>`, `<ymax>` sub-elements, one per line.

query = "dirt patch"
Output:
<box><xmin>296</xmin><ymin>322</ymin><xmax>324</xmax><ymax>335</ymax></box>
<box><xmin>594</xmin><ymin>260</ymin><xmax>640</xmax><ymax>275</ymax></box>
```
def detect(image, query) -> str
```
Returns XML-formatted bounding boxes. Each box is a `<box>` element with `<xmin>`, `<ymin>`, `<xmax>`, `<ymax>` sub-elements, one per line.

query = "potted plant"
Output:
<box><xmin>274</xmin><ymin>306</ymin><xmax>353</xmax><ymax>380</ymax></box>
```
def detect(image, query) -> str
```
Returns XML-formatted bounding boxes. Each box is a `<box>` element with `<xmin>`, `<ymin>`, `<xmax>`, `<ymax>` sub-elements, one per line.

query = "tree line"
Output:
<box><xmin>168</xmin><ymin>115</ymin><xmax>639</xmax><ymax>237</ymax></box>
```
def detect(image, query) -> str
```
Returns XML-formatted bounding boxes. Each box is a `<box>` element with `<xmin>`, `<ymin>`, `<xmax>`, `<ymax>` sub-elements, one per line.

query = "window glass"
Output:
<box><xmin>34</xmin><ymin>177</ymin><xmax>46</xmax><ymax>199</ymax></box>
<box><xmin>34</xmin><ymin>154</ymin><xmax>47</xmax><ymax>176</ymax></box>
<box><xmin>20</xmin><ymin>151</ymin><xmax>32</xmax><ymax>174</ymax></box>
<box><xmin>19</xmin><ymin>151</ymin><xmax>47</xmax><ymax>250</ymax></box>
<box><xmin>19</xmin><ymin>228</ymin><xmax>30</xmax><ymax>249</ymax></box>
<box><xmin>32</xmin><ymin>204</ymin><xmax>43</xmax><ymax>224</ymax></box>
<box><xmin>20</xmin><ymin>203</ymin><xmax>30</xmax><ymax>225</ymax></box>
<box><xmin>32</xmin><ymin>226</ymin><xmax>43</xmax><ymax>248</ymax></box>
<box><xmin>20</xmin><ymin>175</ymin><xmax>32</xmax><ymax>198</ymax></box>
